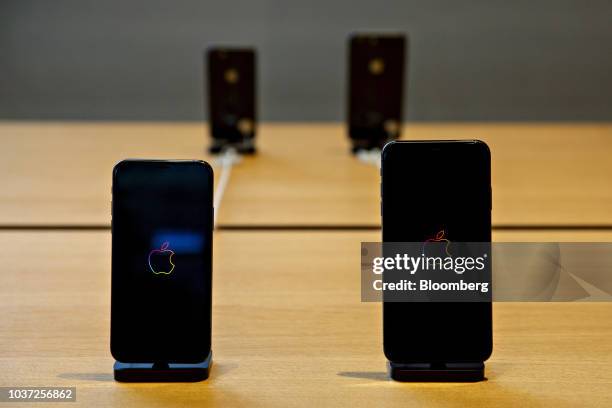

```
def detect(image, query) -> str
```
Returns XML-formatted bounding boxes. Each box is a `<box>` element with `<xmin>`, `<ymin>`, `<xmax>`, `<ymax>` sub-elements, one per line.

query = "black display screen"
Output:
<box><xmin>381</xmin><ymin>141</ymin><xmax>492</xmax><ymax>363</ymax></box>
<box><xmin>111</xmin><ymin>160</ymin><xmax>213</xmax><ymax>363</ymax></box>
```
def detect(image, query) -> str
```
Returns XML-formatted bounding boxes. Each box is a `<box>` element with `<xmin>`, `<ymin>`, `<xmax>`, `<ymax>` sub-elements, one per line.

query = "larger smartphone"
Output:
<box><xmin>111</xmin><ymin>160</ymin><xmax>213</xmax><ymax>363</ymax></box>
<box><xmin>207</xmin><ymin>48</ymin><xmax>256</xmax><ymax>144</ymax></box>
<box><xmin>348</xmin><ymin>34</ymin><xmax>406</xmax><ymax>151</ymax></box>
<box><xmin>381</xmin><ymin>141</ymin><xmax>492</xmax><ymax>363</ymax></box>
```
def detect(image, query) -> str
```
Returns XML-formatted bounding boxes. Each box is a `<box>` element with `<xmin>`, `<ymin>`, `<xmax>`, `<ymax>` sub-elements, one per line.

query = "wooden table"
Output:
<box><xmin>0</xmin><ymin>122</ymin><xmax>212</xmax><ymax>227</ymax></box>
<box><xmin>1</xmin><ymin>230</ymin><xmax>611</xmax><ymax>407</ymax></box>
<box><xmin>1</xmin><ymin>122</ymin><xmax>611</xmax><ymax>228</ymax></box>
<box><xmin>223</xmin><ymin>122</ymin><xmax>612</xmax><ymax>228</ymax></box>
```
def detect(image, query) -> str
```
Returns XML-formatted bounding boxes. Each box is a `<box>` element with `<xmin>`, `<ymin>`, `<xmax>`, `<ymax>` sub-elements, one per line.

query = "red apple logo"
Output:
<box><xmin>148</xmin><ymin>241</ymin><xmax>175</xmax><ymax>275</ymax></box>
<box><xmin>423</xmin><ymin>230</ymin><xmax>452</xmax><ymax>257</ymax></box>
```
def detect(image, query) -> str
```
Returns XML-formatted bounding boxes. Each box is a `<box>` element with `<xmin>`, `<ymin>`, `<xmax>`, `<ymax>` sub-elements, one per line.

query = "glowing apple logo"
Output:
<box><xmin>423</xmin><ymin>230</ymin><xmax>452</xmax><ymax>257</ymax></box>
<box><xmin>148</xmin><ymin>241</ymin><xmax>175</xmax><ymax>275</ymax></box>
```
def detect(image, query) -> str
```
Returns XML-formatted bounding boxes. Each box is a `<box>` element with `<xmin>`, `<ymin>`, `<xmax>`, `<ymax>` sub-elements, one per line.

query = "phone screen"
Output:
<box><xmin>207</xmin><ymin>48</ymin><xmax>256</xmax><ymax>141</ymax></box>
<box><xmin>381</xmin><ymin>141</ymin><xmax>492</xmax><ymax>363</ymax></box>
<box><xmin>111</xmin><ymin>160</ymin><xmax>213</xmax><ymax>363</ymax></box>
<box><xmin>348</xmin><ymin>35</ymin><xmax>406</xmax><ymax>145</ymax></box>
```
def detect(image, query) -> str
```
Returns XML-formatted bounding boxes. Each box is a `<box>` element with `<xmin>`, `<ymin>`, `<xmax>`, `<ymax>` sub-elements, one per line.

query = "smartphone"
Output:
<box><xmin>381</xmin><ymin>140</ymin><xmax>492</xmax><ymax>363</ymax></box>
<box><xmin>348</xmin><ymin>34</ymin><xmax>406</xmax><ymax>151</ymax></box>
<box><xmin>111</xmin><ymin>160</ymin><xmax>213</xmax><ymax>363</ymax></box>
<box><xmin>207</xmin><ymin>48</ymin><xmax>256</xmax><ymax>146</ymax></box>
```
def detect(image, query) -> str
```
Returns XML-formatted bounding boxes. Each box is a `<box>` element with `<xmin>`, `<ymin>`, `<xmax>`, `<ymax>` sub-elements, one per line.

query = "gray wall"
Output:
<box><xmin>1</xmin><ymin>0</ymin><xmax>611</xmax><ymax>121</ymax></box>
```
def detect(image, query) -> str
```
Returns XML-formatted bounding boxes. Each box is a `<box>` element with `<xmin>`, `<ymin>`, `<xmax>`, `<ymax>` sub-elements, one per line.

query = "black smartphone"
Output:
<box><xmin>111</xmin><ymin>160</ymin><xmax>213</xmax><ymax>363</ymax></box>
<box><xmin>348</xmin><ymin>34</ymin><xmax>406</xmax><ymax>151</ymax></box>
<box><xmin>381</xmin><ymin>140</ymin><xmax>492</xmax><ymax>363</ymax></box>
<box><xmin>207</xmin><ymin>48</ymin><xmax>256</xmax><ymax>148</ymax></box>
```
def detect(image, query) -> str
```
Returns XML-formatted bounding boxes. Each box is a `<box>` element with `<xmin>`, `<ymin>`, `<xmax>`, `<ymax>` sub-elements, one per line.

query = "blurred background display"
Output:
<box><xmin>2</xmin><ymin>0</ymin><xmax>611</xmax><ymax>121</ymax></box>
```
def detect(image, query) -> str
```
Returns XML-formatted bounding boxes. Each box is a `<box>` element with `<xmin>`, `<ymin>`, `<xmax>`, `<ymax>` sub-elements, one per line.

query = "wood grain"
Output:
<box><xmin>222</xmin><ymin>122</ymin><xmax>612</xmax><ymax>227</ymax></box>
<box><xmin>0</xmin><ymin>230</ymin><xmax>611</xmax><ymax>407</ymax></box>
<box><xmin>0</xmin><ymin>121</ymin><xmax>611</xmax><ymax>227</ymax></box>
<box><xmin>0</xmin><ymin>122</ymin><xmax>214</xmax><ymax>226</ymax></box>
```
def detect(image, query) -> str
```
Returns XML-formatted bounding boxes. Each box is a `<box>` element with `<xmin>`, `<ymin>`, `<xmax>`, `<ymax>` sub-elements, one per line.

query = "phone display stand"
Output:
<box><xmin>350</xmin><ymin>133</ymin><xmax>398</xmax><ymax>154</ymax></box>
<box><xmin>355</xmin><ymin>148</ymin><xmax>382</xmax><ymax>168</ymax></box>
<box><xmin>351</xmin><ymin>140</ymin><xmax>386</xmax><ymax>154</ymax></box>
<box><xmin>113</xmin><ymin>351</ymin><xmax>212</xmax><ymax>382</ymax></box>
<box><xmin>209</xmin><ymin>138</ymin><xmax>256</xmax><ymax>155</ymax></box>
<box><xmin>389</xmin><ymin>361</ymin><xmax>485</xmax><ymax>382</ymax></box>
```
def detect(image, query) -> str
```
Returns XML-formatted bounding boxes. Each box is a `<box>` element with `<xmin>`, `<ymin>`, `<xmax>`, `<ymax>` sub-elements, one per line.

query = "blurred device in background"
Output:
<box><xmin>206</xmin><ymin>47</ymin><xmax>257</xmax><ymax>154</ymax></box>
<box><xmin>347</xmin><ymin>34</ymin><xmax>407</xmax><ymax>153</ymax></box>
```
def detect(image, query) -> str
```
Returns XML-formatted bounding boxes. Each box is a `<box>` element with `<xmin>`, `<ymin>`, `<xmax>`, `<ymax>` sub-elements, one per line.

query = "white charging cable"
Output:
<box><xmin>212</xmin><ymin>148</ymin><xmax>241</xmax><ymax>229</ymax></box>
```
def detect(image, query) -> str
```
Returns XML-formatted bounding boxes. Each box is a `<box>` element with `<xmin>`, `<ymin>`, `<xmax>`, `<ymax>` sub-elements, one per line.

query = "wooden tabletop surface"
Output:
<box><xmin>223</xmin><ymin>122</ymin><xmax>612</xmax><ymax>228</ymax></box>
<box><xmin>0</xmin><ymin>122</ymin><xmax>213</xmax><ymax>227</ymax></box>
<box><xmin>1</xmin><ymin>121</ymin><xmax>611</xmax><ymax>227</ymax></box>
<box><xmin>1</xmin><ymin>230</ymin><xmax>611</xmax><ymax>407</ymax></box>
<box><xmin>2</xmin><ymin>121</ymin><xmax>611</xmax><ymax>406</ymax></box>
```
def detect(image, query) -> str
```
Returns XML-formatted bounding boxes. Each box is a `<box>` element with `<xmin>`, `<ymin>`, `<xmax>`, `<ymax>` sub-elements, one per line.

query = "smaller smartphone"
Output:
<box><xmin>111</xmin><ymin>160</ymin><xmax>213</xmax><ymax>364</ymax></box>
<box><xmin>348</xmin><ymin>34</ymin><xmax>407</xmax><ymax>152</ymax></box>
<box><xmin>206</xmin><ymin>47</ymin><xmax>256</xmax><ymax>153</ymax></box>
